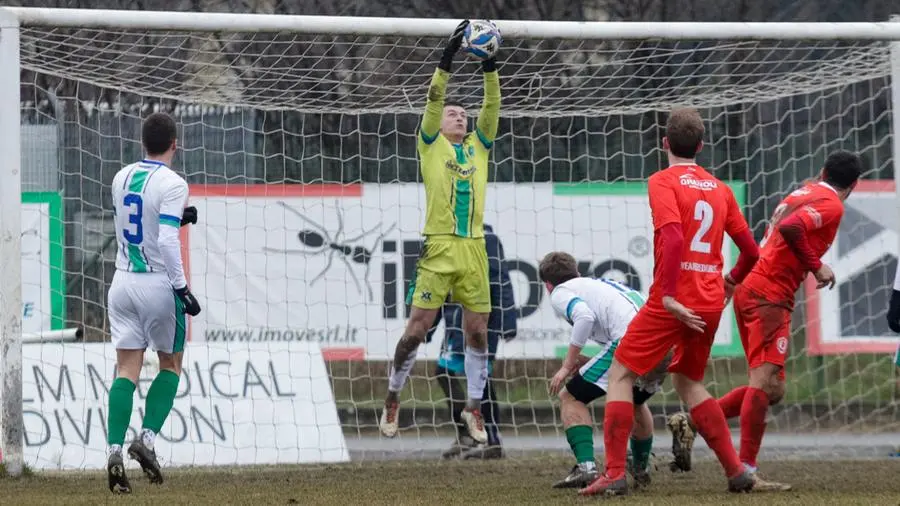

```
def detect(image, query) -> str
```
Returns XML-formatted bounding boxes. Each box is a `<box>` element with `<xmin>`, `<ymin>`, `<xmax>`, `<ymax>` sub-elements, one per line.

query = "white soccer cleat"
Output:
<box><xmin>461</xmin><ymin>408</ymin><xmax>488</xmax><ymax>444</ymax></box>
<box><xmin>380</xmin><ymin>402</ymin><xmax>399</xmax><ymax>438</ymax></box>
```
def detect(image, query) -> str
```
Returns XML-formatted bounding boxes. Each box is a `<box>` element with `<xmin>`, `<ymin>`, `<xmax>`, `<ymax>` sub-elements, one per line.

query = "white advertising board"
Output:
<box><xmin>22</xmin><ymin>343</ymin><xmax>348</xmax><ymax>469</ymax></box>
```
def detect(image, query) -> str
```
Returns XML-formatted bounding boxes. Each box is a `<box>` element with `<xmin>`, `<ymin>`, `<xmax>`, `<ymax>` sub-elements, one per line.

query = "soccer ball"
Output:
<box><xmin>462</xmin><ymin>20</ymin><xmax>502</xmax><ymax>60</ymax></box>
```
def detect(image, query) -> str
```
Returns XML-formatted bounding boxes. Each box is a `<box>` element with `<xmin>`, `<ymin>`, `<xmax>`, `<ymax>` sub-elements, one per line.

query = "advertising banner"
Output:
<box><xmin>23</xmin><ymin>343</ymin><xmax>348</xmax><ymax>469</ymax></box>
<box><xmin>187</xmin><ymin>183</ymin><xmax>745</xmax><ymax>359</ymax></box>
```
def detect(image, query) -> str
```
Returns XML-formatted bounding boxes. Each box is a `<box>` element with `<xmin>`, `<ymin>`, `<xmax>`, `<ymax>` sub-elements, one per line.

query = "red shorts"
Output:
<box><xmin>734</xmin><ymin>285</ymin><xmax>790</xmax><ymax>380</ymax></box>
<box><xmin>614</xmin><ymin>306</ymin><xmax>722</xmax><ymax>382</ymax></box>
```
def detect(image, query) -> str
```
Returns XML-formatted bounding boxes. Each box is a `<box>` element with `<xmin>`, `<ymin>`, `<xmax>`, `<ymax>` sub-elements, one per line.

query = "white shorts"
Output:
<box><xmin>108</xmin><ymin>270</ymin><xmax>186</xmax><ymax>353</ymax></box>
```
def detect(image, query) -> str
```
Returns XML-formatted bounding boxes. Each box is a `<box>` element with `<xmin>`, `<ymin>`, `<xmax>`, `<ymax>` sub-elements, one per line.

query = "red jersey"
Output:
<box><xmin>646</xmin><ymin>164</ymin><xmax>749</xmax><ymax>312</ymax></box>
<box><xmin>742</xmin><ymin>182</ymin><xmax>844</xmax><ymax>305</ymax></box>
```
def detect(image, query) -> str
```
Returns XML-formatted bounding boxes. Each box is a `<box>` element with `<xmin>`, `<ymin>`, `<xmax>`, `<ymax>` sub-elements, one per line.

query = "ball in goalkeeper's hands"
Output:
<box><xmin>462</xmin><ymin>20</ymin><xmax>501</xmax><ymax>60</ymax></box>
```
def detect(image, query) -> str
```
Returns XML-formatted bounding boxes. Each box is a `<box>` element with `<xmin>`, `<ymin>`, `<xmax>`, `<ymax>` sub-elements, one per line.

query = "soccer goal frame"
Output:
<box><xmin>2</xmin><ymin>7</ymin><xmax>900</xmax><ymax>476</ymax></box>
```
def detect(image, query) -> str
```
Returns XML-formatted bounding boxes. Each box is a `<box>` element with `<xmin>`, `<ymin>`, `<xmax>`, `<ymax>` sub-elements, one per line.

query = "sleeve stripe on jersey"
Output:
<box><xmin>565</xmin><ymin>297</ymin><xmax>584</xmax><ymax>322</ymax></box>
<box><xmin>420</xmin><ymin>129</ymin><xmax>439</xmax><ymax>145</ymax></box>
<box><xmin>475</xmin><ymin>127</ymin><xmax>493</xmax><ymax>149</ymax></box>
<box><xmin>160</xmin><ymin>214</ymin><xmax>181</xmax><ymax>227</ymax></box>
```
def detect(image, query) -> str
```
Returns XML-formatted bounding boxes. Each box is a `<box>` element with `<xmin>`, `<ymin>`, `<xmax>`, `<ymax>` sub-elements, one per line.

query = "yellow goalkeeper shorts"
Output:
<box><xmin>405</xmin><ymin>236</ymin><xmax>490</xmax><ymax>314</ymax></box>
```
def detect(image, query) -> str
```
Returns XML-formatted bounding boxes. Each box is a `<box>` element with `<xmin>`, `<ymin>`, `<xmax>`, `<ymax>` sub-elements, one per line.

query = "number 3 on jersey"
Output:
<box><xmin>690</xmin><ymin>200</ymin><xmax>713</xmax><ymax>253</ymax></box>
<box><xmin>123</xmin><ymin>193</ymin><xmax>144</xmax><ymax>244</ymax></box>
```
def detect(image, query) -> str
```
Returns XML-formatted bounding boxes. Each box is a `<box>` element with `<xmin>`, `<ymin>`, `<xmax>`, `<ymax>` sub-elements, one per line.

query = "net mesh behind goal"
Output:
<box><xmin>15</xmin><ymin>21</ymin><xmax>900</xmax><ymax>468</ymax></box>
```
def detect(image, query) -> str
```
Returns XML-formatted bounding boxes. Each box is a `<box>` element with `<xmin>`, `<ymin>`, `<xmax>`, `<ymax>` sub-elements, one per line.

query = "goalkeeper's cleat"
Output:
<box><xmin>552</xmin><ymin>462</ymin><xmax>598</xmax><ymax>489</ymax></box>
<box><xmin>727</xmin><ymin>470</ymin><xmax>755</xmax><ymax>493</ymax></box>
<box><xmin>107</xmin><ymin>452</ymin><xmax>132</xmax><ymax>494</ymax></box>
<box><xmin>379</xmin><ymin>401</ymin><xmax>399</xmax><ymax>438</ymax></box>
<box><xmin>460</xmin><ymin>408</ymin><xmax>487</xmax><ymax>443</ymax></box>
<box><xmin>667</xmin><ymin>412</ymin><xmax>695</xmax><ymax>472</ymax></box>
<box><xmin>441</xmin><ymin>435</ymin><xmax>476</xmax><ymax>460</ymax></box>
<box><xmin>128</xmin><ymin>439</ymin><xmax>164</xmax><ymax>485</ymax></box>
<box><xmin>461</xmin><ymin>444</ymin><xmax>504</xmax><ymax>460</ymax></box>
<box><xmin>578</xmin><ymin>472</ymin><xmax>628</xmax><ymax>497</ymax></box>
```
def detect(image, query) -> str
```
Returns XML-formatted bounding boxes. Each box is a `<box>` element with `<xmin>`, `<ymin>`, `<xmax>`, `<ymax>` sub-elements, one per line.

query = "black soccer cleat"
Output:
<box><xmin>728</xmin><ymin>469</ymin><xmax>756</xmax><ymax>493</ymax></box>
<box><xmin>552</xmin><ymin>463</ymin><xmax>599</xmax><ymax>489</ymax></box>
<box><xmin>128</xmin><ymin>440</ymin><xmax>164</xmax><ymax>485</ymax></box>
<box><xmin>441</xmin><ymin>435</ymin><xmax>477</xmax><ymax>460</ymax></box>
<box><xmin>626</xmin><ymin>452</ymin><xmax>653</xmax><ymax>490</ymax></box>
<box><xmin>461</xmin><ymin>444</ymin><xmax>504</xmax><ymax>460</ymax></box>
<box><xmin>107</xmin><ymin>453</ymin><xmax>132</xmax><ymax>494</ymax></box>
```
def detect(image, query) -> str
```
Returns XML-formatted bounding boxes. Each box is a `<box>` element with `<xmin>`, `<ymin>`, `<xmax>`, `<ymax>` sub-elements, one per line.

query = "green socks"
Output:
<box><xmin>565</xmin><ymin>425</ymin><xmax>595</xmax><ymax>464</ymax></box>
<box><xmin>630</xmin><ymin>435</ymin><xmax>654</xmax><ymax>471</ymax></box>
<box><xmin>142</xmin><ymin>370</ymin><xmax>181</xmax><ymax>433</ymax></box>
<box><xmin>107</xmin><ymin>377</ymin><xmax>136</xmax><ymax>446</ymax></box>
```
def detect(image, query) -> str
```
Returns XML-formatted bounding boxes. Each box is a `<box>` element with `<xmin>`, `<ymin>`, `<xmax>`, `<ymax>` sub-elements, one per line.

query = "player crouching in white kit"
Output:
<box><xmin>105</xmin><ymin>112</ymin><xmax>202</xmax><ymax>494</ymax></box>
<box><xmin>540</xmin><ymin>252</ymin><xmax>668</xmax><ymax>490</ymax></box>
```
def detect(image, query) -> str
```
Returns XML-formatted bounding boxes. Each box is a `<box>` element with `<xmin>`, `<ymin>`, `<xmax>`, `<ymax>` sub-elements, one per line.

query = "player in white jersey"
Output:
<box><xmin>539</xmin><ymin>252</ymin><xmax>669</xmax><ymax>491</ymax></box>
<box><xmin>105</xmin><ymin>113</ymin><xmax>202</xmax><ymax>494</ymax></box>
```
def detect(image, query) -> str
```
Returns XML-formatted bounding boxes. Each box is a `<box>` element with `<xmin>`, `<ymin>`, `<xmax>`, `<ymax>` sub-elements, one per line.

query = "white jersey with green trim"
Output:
<box><xmin>549</xmin><ymin>277</ymin><xmax>644</xmax><ymax>347</ymax></box>
<box><xmin>111</xmin><ymin>160</ymin><xmax>189</xmax><ymax>288</ymax></box>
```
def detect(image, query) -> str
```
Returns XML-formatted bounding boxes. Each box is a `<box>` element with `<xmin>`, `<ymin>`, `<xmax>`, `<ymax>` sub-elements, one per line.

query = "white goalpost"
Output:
<box><xmin>2</xmin><ymin>8</ymin><xmax>900</xmax><ymax>477</ymax></box>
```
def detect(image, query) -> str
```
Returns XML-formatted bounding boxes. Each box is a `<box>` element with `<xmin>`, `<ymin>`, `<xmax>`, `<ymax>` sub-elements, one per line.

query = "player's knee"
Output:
<box><xmin>157</xmin><ymin>352</ymin><xmax>183</xmax><ymax>375</ymax></box>
<box><xmin>766</xmin><ymin>379</ymin><xmax>785</xmax><ymax>405</ymax></box>
<box><xmin>403</xmin><ymin>317</ymin><xmax>431</xmax><ymax>342</ymax></box>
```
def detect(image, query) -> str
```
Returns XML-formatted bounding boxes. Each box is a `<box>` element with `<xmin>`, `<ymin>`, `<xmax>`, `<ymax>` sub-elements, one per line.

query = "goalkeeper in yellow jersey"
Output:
<box><xmin>380</xmin><ymin>19</ymin><xmax>501</xmax><ymax>443</ymax></box>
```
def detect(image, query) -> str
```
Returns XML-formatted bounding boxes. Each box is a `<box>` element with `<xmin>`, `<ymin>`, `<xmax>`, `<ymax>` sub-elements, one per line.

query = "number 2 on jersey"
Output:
<box><xmin>123</xmin><ymin>193</ymin><xmax>144</xmax><ymax>244</ymax></box>
<box><xmin>690</xmin><ymin>200</ymin><xmax>713</xmax><ymax>253</ymax></box>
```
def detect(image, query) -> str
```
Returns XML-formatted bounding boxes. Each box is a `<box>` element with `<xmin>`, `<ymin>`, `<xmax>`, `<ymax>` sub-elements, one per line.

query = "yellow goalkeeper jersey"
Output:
<box><xmin>417</xmin><ymin>68</ymin><xmax>501</xmax><ymax>239</ymax></box>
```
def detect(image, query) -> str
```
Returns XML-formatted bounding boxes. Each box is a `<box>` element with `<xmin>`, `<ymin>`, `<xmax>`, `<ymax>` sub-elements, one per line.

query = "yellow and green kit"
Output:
<box><xmin>407</xmin><ymin>67</ymin><xmax>501</xmax><ymax>314</ymax></box>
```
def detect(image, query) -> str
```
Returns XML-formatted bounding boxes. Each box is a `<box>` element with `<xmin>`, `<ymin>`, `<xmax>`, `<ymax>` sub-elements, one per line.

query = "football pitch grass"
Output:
<box><xmin>3</xmin><ymin>457</ymin><xmax>898</xmax><ymax>505</ymax></box>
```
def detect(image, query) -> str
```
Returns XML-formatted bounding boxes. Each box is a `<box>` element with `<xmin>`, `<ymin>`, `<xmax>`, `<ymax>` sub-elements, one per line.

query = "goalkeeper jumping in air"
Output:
<box><xmin>380</xmin><ymin>19</ymin><xmax>501</xmax><ymax>443</ymax></box>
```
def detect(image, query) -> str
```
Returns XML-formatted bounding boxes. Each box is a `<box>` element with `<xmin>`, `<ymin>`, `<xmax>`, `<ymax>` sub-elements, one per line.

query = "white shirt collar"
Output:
<box><xmin>817</xmin><ymin>181</ymin><xmax>839</xmax><ymax>195</ymax></box>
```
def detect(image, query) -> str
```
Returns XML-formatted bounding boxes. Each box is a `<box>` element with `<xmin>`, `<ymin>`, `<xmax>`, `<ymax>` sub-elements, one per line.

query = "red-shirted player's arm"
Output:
<box><xmin>723</xmin><ymin>188</ymin><xmax>759</xmax><ymax>283</ymax></box>
<box><xmin>658</xmin><ymin>223</ymin><xmax>684</xmax><ymax>297</ymax></box>
<box><xmin>777</xmin><ymin>199</ymin><xmax>842</xmax><ymax>273</ymax></box>
<box><xmin>648</xmin><ymin>175</ymin><xmax>683</xmax><ymax>297</ymax></box>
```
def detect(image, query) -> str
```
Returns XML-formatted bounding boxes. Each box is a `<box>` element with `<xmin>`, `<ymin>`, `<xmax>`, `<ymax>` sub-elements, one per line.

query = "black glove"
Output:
<box><xmin>175</xmin><ymin>286</ymin><xmax>202</xmax><ymax>316</ymax></box>
<box><xmin>888</xmin><ymin>289</ymin><xmax>900</xmax><ymax>333</ymax></box>
<box><xmin>180</xmin><ymin>206</ymin><xmax>198</xmax><ymax>227</ymax></box>
<box><xmin>439</xmin><ymin>19</ymin><xmax>469</xmax><ymax>72</ymax></box>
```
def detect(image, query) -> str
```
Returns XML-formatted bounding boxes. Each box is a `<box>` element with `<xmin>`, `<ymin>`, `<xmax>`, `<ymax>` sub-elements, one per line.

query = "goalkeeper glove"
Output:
<box><xmin>888</xmin><ymin>289</ymin><xmax>900</xmax><ymax>333</ymax></box>
<box><xmin>175</xmin><ymin>286</ymin><xmax>202</xmax><ymax>316</ymax></box>
<box><xmin>439</xmin><ymin>19</ymin><xmax>469</xmax><ymax>72</ymax></box>
<box><xmin>180</xmin><ymin>206</ymin><xmax>198</xmax><ymax>227</ymax></box>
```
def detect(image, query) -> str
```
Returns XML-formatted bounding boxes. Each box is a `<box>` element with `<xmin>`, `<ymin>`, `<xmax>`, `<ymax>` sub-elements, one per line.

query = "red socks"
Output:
<box><xmin>690</xmin><ymin>398</ymin><xmax>743</xmax><ymax>478</ymax></box>
<box><xmin>603</xmin><ymin>401</ymin><xmax>634</xmax><ymax>478</ymax></box>
<box><xmin>717</xmin><ymin>385</ymin><xmax>749</xmax><ymax>419</ymax></box>
<box><xmin>738</xmin><ymin>387</ymin><xmax>770</xmax><ymax>469</ymax></box>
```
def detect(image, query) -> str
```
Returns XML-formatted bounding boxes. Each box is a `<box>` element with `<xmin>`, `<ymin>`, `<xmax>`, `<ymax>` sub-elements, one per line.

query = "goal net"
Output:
<box><xmin>6</xmin><ymin>10</ymin><xmax>900</xmax><ymax>471</ymax></box>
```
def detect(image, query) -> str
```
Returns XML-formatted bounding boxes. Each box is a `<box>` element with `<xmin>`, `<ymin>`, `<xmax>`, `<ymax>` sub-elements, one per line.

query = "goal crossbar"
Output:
<box><xmin>4</xmin><ymin>8</ymin><xmax>900</xmax><ymax>40</ymax></box>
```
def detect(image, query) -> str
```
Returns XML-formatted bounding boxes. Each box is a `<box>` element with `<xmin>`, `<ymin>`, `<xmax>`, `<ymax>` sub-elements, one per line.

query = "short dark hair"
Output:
<box><xmin>539</xmin><ymin>252</ymin><xmax>580</xmax><ymax>287</ymax></box>
<box><xmin>142</xmin><ymin>112</ymin><xmax>177</xmax><ymax>156</ymax></box>
<box><xmin>444</xmin><ymin>100</ymin><xmax>465</xmax><ymax>110</ymax></box>
<box><xmin>665</xmin><ymin>108</ymin><xmax>704</xmax><ymax>159</ymax></box>
<box><xmin>821</xmin><ymin>150</ymin><xmax>862</xmax><ymax>190</ymax></box>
